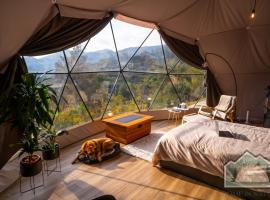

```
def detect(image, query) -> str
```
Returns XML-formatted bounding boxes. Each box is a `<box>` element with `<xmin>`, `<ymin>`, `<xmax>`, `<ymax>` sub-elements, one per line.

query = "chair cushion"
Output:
<box><xmin>215</xmin><ymin>95</ymin><xmax>232</xmax><ymax>112</ymax></box>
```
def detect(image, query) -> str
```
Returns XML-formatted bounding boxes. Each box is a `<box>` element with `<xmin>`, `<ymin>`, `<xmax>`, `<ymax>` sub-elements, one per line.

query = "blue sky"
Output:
<box><xmin>34</xmin><ymin>18</ymin><xmax>161</xmax><ymax>58</ymax></box>
<box><xmin>85</xmin><ymin>18</ymin><xmax>161</xmax><ymax>52</ymax></box>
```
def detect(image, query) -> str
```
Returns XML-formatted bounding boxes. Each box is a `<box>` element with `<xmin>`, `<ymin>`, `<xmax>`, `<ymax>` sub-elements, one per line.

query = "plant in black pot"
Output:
<box><xmin>0</xmin><ymin>73</ymin><xmax>57</xmax><ymax>177</ymax></box>
<box><xmin>17</xmin><ymin>136</ymin><xmax>42</xmax><ymax>177</ymax></box>
<box><xmin>41</xmin><ymin>128</ymin><xmax>68</xmax><ymax>160</ymax></box>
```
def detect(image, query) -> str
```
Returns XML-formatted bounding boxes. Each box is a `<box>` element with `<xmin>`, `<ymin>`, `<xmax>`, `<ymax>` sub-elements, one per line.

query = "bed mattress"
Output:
<box><xmin>153</xmin><ymin>120</ymin><xmax>270</xmax><ymax>193</ymax></box>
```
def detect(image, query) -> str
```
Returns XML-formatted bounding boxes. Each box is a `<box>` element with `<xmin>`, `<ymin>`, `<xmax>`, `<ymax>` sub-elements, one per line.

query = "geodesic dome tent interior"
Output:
<box><xmin>1</xmin><ymin>0</ymin><xmax>270</xmax><ymax>168</ymax></box>
<box><xmin>1</xmin><ymin>0</ymin><xmax>270</xmax><ymax>120</ymax></box>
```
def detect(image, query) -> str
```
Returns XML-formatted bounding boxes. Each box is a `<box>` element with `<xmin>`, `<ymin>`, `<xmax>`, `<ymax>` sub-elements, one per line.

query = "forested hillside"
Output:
<box><xmin>25</xmin><ymin>44</ymin><xmax>205</xmax><ymax>130</ymax></box>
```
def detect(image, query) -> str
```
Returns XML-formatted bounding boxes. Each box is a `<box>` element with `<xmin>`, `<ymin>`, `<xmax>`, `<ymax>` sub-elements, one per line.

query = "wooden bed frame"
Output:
<box><xmin>160</xmin><ymin>160</ymin><xmax>270</xmax><ymax>200</ymax></box>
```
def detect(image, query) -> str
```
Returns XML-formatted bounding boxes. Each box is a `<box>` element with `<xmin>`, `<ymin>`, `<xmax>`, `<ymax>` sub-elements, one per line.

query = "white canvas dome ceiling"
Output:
<box><xmin>1</xmin><ymin>0</ymin><xmax>270</xmax><ymax>120</ymax></box>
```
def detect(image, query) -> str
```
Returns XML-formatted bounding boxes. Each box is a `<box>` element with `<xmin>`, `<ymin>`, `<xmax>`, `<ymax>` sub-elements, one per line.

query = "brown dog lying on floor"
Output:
<box><xmin>72</xmin><ymin>138</ymin><xmax>116</xmax><ymax>164</ymax></box>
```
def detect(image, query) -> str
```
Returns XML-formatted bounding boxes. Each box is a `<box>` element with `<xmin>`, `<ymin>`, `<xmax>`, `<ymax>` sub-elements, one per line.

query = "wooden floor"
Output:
<box><xmin>0</xmin><ymin>120</ymin><xmax>240</xmax><ymax>200</ymax></box>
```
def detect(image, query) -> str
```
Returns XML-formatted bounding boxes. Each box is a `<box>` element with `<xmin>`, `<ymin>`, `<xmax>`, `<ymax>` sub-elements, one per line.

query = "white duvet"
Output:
<box><xmin>153</xmin><ymin>120</ymin><xmax>270</xmax><ymax>181</ymax></box>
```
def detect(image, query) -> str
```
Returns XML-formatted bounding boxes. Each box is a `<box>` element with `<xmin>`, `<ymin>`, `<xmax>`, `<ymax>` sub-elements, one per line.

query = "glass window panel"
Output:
<box><xmin>71</xmin><ymin>72</ymin><xmax>119</xmax><ymax>120</ymax></box>
<box><xmin>24</xmin><ymin>52</ymin><xmax>67</xmax><ymax>73</ymax></box>
<box><xmin>161</xmin><ymin>40</ymin><xmax>179</xmax><ymax>71</ymax></box>
<box><xmin>64</xmin><ymin>40</ymin><xmax>88</xmax><ymax>71</ymax></box>
<box><xmin>37</xmin><ymin>74</ymin><xmax>67</xmax><ymax>112</ymax></box>
<box><xmin>25</xmin><ymin>17</ymin><xmax>207</xmax><ymax>128</ymax></box>
<box><xmin>151</xmin><ymin>77</ymin><xmax>180</xmax><ymax>110</ymax></box>
<box><xmin>170</xmin><ymin>75</ymin><xmax>205</xmax><ymax>105</ymax></box>
<box><xmin>111</xmin><ymin>19</ymin><xmax>154</xmax><ymax>68</ymax></box>
<box><xmin>124</xmin><ymin>30</ymin><xmax>166</xmax><ymax>73</ymax></box>
<box><xmin>104</xmin><ymin>74</ymin><xmax>138</xmax><ymax>117</ymax></box>
<box><xmin>73</xmin><ymin>23</ymin><xmax>119</xmax><ymax>72</ymax></box>
<box><xmin>170</xmin><ymin>61</ymin><xmax>203</xmax><ymax>74</ymax></box>
<box><xmin>124</xmin><ymin>72</ymin><xmax>165</xmax><ymax>111</ymax></box>
<box><xmin>53</xmin><ymin>77</ymin><xmax>91</xmax><ymax>130</ymax></box>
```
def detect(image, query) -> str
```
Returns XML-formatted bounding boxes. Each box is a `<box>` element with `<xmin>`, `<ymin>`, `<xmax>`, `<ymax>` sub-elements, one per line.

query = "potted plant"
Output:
<box><xmin>41</xmin><ymin>129</ymin><xmax>68</xmax><ymax>160</ymax></box>
<box><xmin>0</xmin><ymin>73</ymin><xmax>57</xmax><ymax>177</ymax></box>
<box><xmin>18</xmin><ymin>136</ymin><xmax>42</xmax><ymax>177</ymax></box>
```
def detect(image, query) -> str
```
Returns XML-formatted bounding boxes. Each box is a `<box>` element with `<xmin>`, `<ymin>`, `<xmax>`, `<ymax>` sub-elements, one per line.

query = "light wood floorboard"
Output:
<box><xmin>0</xmin><ymin>120</ymin><xmax>240</xmax><ymax>200</ymax></box>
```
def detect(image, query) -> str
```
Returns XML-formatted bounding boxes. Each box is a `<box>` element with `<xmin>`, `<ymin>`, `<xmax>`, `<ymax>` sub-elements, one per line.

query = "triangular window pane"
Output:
<box><xmin>24</xmin><ymin>52</ymin><xmax>67</xmax><ymax>73</ymax></box>
<box><xmin>73</xmin><ymin>24</ymin><xmax>119</xmax><ymax>72</ymax></box>
<box><xmin>170</xmin><ymin>75</ymin><xmax>205</xmax><ymax>105</ymax></box>
<box><xmin>151</xmin><ymin>77</ymin><xmax>180</xmax><ymax>110</ymax></box>
<box><xmin>53</xmin><ymin>77</ymin><xmax>91</xmax><ymax>130</ymax></box>
<box><xmin>38</xmin><ymin>74</ymin><xmax>67</xmax><ymax>112</ymax></box>
<box><xmin>71</xmin><ymin>72</ymin><xmax>119</xmax><ymax>120</ymax></box>
<box><xmin>104</xmin><ymin>74</ymin><xmax>138</xmax><ymax>117</ymax></box>
<box><xmin>124</xmin><ymin>72</ymin><xmax>165</xmax><ymax>111</ymax></box>
<box><xmin>64</xmin><ymin>40</ymin><xmax>88</xmax><ymax>71</ymax></box>
<box><xmin>161</xmin><ymin>39</ymin><xmax>179</xmax><ymax>72</ymax></box>
<box><xmin>111</xmin><ymin>18</ymin><xmax>153</xmax><ymax>68</ymax></box>
<box><xmin>170</xmin><ymin>61</ymin><xmax>203</xmax><ymax>74</ymax></box>
<box><xmin>124</xmin><ymin>30</ymin><xmax>166</xmax><ymax>73</ymax></box>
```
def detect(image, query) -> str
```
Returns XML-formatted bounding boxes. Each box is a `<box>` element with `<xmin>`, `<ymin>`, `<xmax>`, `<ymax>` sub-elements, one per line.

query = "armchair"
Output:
<box><xmin>212</xmin><ymin>95</ymin><xmax>236</xmax><ymax>122</ymax></box>
<box><xmin>182</xmin><ymin>95</ymin><xmax>236</xmax><ymax>124</ymax></box>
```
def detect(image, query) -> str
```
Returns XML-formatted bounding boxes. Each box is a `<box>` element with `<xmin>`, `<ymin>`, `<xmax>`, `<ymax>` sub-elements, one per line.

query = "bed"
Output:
<box><xmin>152</xmin><ymin>120</ymin><xmax>270</xmax><ymax>199</ymax></box>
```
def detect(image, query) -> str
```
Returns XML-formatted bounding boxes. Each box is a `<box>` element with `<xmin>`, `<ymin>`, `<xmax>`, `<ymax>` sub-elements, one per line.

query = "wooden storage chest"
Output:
<box><xmin>102</xmin><ymin>113</ymin><xmax>154</xmax><ymax>144</ymax></box>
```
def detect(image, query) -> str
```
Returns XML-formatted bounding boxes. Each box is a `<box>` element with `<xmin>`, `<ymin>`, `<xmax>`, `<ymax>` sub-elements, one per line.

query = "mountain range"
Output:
<box><xmin>24</xmin><ymin>45</ymin><xmax>177</xmax><ymax>73</ymax></box>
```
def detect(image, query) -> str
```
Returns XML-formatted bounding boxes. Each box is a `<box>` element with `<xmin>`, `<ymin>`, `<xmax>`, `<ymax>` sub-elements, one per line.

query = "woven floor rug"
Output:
<box><xmin>121</xmin><ymin>132</ymin><xmax>166</xmax><ymax>162</ymax></box>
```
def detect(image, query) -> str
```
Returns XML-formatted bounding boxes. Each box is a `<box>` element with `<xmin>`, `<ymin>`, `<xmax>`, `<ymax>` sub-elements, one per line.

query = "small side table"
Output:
<box><xmin>168</xmin><ymin>109</ymin><xmax>181</xmax><ymax>121</ymax></box>
<box><xmin>168</xmin><ymin>108</ymin><xmax>189</xmax><ymax>124</ymax></box>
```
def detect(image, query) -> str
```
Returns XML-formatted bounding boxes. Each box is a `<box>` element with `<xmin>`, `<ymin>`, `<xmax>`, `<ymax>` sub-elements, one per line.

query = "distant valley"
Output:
<box><xmin>24</xmin><ymin>45</ymin><xmax>177</xmax><ymax>73</ymax></box>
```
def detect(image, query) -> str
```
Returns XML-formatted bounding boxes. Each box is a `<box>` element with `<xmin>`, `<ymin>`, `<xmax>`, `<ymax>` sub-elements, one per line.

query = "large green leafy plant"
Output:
<box><xmin>0</xmin><ymin>73</ymin><xmax>57</xmax><ymax>162</ymax></box>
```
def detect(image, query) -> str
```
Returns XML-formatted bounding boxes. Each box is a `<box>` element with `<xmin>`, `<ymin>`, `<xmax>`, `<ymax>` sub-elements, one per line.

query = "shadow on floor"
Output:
<box><xmin>77</xmin><ymin>168</ymin><xmax>205</xmax><ymax>200</ymax></box>
<box><xmin>64</xmin><ymin>179</ymin><xmax>108</xmax><ymax>200</ymax></box>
